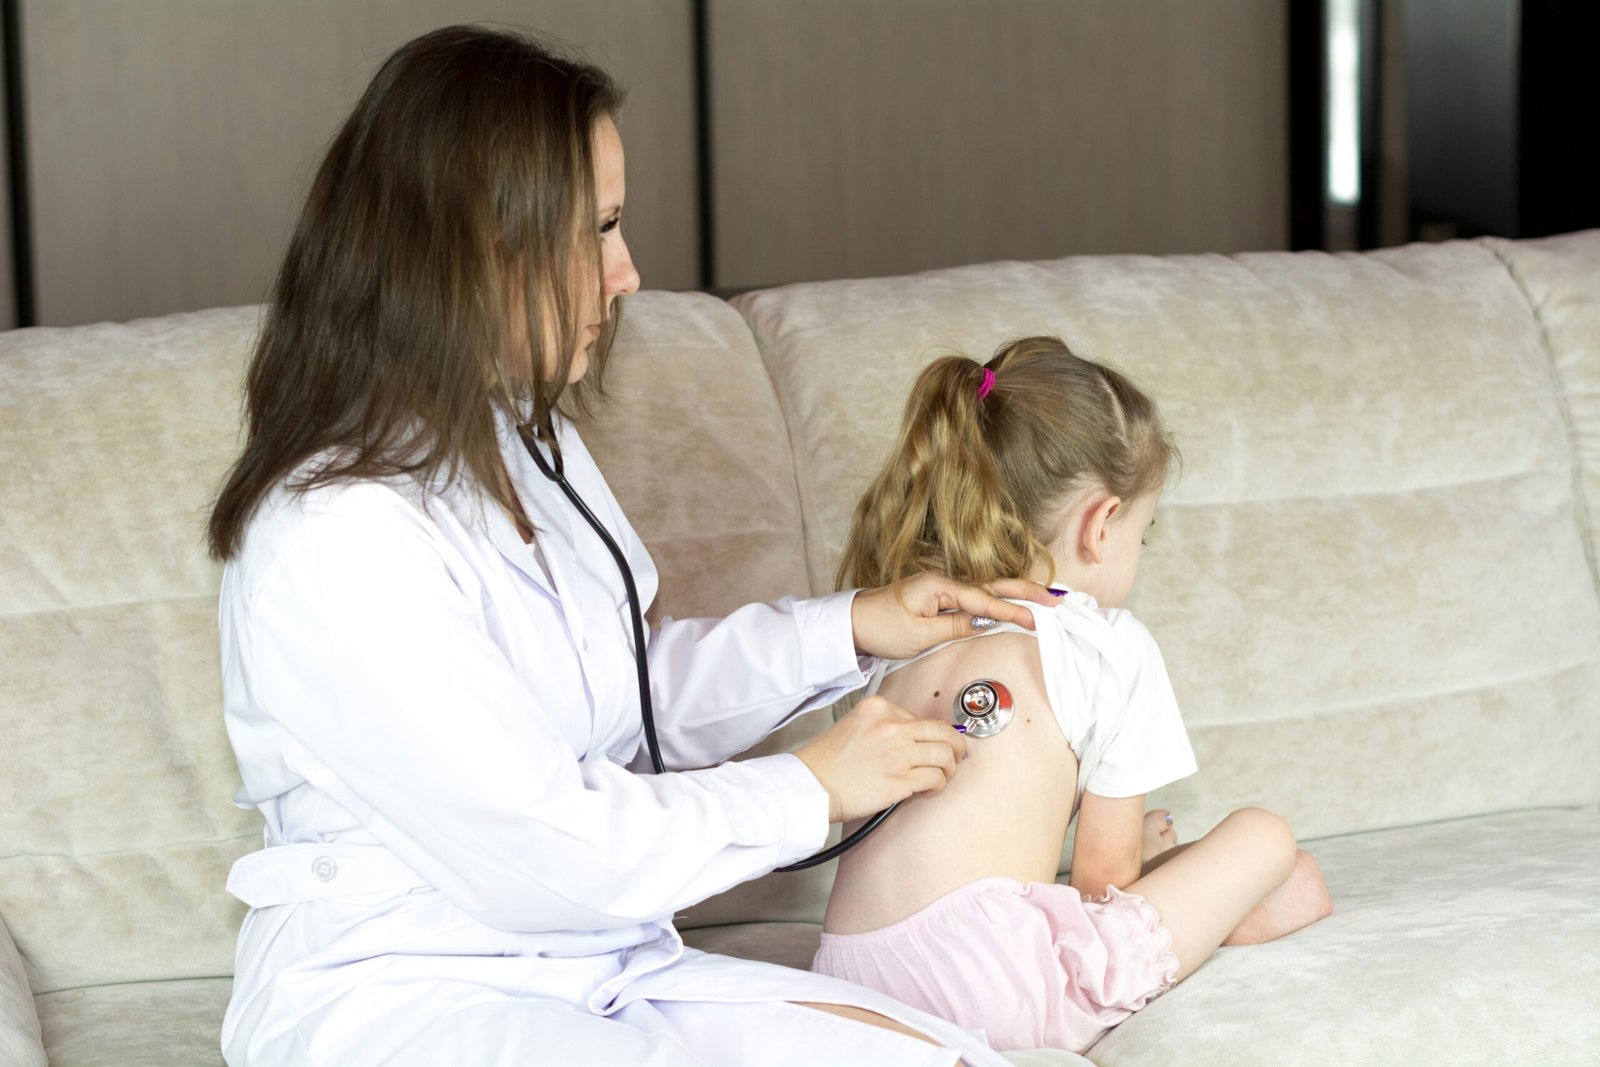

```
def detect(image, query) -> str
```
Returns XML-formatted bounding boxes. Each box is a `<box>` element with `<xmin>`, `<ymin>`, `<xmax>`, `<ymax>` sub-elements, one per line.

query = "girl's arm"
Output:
<box><xmin>1068</xmin><ymin>790</ymin><xmax>1146</xmax><ymax>897</ymax></box>
<box><xmin>1066</xmin><ymin>609</ymin><xmax>1196</xmax><ymax>897</ymax></box>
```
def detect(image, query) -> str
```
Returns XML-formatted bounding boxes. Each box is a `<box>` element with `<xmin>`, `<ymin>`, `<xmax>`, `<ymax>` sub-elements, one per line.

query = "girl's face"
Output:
<box><xmin>559</xmin><ymin>115</ymin><xmax>639</xmax><ymax>385</ymax></box>
<box><xmin>1090</xmin><ymin>491</ymin><xmax>1159</xmax><ymax>608</ymax></box>
<box><xmin>1042</xmin><ymin>489</ymin><xmax>1159</xmax><ymax>608</ymax></box>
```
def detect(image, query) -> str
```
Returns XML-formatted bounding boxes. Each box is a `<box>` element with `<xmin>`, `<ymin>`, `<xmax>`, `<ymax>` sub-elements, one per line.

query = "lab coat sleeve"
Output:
<box><xmin>237</xmin><ymin>487</ymin><xmax>830</xmax><ymax>934</ymax></box>
<box><xmin>640</xmin><ymin>591</ymin><xmax>873</xmax><ymax>770</ymax></box>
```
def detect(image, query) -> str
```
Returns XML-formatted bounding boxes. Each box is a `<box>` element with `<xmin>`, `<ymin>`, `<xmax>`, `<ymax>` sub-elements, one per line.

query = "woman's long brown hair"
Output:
<box><xmin>208</xmin><ymin>25</ymin><xmax>624</xmax><ymax>560</ymax></box>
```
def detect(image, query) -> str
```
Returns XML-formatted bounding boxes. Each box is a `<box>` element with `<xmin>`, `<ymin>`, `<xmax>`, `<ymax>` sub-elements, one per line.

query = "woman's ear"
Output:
<box><xmin>1078</xmin><ymin>494</ymin><xmax>1123</xmax><ymax>565</ymax></box>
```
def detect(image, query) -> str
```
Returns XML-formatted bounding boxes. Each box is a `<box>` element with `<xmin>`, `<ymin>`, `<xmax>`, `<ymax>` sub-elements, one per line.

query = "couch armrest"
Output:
<box><xmin>0</xmin><ymin>909</ymin><xmax>47</xmax><ymax>1067</ymax></box>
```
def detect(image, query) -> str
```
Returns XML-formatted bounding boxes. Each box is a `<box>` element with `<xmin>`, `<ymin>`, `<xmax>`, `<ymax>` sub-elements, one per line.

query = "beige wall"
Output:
<box><xmin>709</xmin><ymin>0</ymin><xmax>1289</xmax><ymax>289</ymax></box>
<box><xmin>8</xmin><ymin>1</ymin><xmax>1290</xmax><ymax>327</ymax></box>
<box><xmin>19</xmin><ymin>1</ymin><xmax>697</xmax><ymax>327</ymax></box>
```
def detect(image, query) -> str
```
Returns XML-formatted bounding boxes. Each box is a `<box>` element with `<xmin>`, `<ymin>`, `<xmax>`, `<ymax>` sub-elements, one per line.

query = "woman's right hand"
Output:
<box><xmin>794</xmin><ymin>695</ymin><xmax>968</xmax><ymax>823</ymax></box>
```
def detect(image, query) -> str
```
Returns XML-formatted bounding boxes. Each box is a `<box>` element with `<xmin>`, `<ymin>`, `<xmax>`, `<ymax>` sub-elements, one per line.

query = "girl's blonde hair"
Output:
<box><xmin>837</xmin><ymin>335</ymin><xmax>1178</xmax><ymax>590</ymax></box>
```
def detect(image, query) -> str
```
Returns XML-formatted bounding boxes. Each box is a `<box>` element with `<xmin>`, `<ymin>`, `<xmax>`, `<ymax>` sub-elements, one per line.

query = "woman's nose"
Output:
<box><xmin>607</xmin><ymin>240</ymin><xmax>641</xmax><ymax>297</ymax></box>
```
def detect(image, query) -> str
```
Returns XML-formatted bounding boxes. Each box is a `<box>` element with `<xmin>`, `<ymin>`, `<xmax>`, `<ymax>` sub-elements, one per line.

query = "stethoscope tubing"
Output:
<box><xmin>520</xmin><ymin>428</ymin><xmax>892</xmax><ymax>873</ymax></box>
<box><xmin>523</xmin><ymin>431</ymin><xmax>665</xmax><ymax>776</ymax></box>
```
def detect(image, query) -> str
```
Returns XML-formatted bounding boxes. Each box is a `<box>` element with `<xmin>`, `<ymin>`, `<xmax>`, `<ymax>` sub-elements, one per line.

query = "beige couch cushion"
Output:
<box><xmin>35</xmin><ymin>979</ymin><xmax>231</xmax><ymax>1067</ymax></box>
<box><xmin>1485</xmin><ymin>230</ymin><xmax>1600</xmax><ymax>578</ymax></box>
<box><xmin>586</xmin><ymin>293</ymin><xmax>814</xmax><ymax>625</ymax></box>
<box><xmin>733</xmin><ymin>237</ymin><xmax>1600</xmax><ymax>848</ymax></box>
<box><xmin>0</xmin><ymin>308</ymin><xmax>263</xmax><ymax>994</ymax></box>
<box><xmin>0</xmin><ymin>911</ymin><xmax>46</xmax><ymax>1067</ymax></box>
<box><xmin>1089</xmin><ymin>807</ymin><xmax>1600</xmax><ymax>1067</ymax></box>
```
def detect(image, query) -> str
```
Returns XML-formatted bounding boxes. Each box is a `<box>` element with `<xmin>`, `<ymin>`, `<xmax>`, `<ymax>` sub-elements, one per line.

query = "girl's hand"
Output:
<box><xmin>794</xmin><ymin>695</ymin><xmax>969</xmax><ymax>823</ymax></box>
<box><xmin>850</xmin><ymin>572</ymin><xmax>1058</xmax><ymax>660</ymax></box>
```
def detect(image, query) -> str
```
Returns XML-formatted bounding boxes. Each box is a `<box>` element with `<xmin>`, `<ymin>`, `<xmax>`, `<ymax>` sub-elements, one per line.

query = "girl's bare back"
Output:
<box><xmin>823</xmin><ymin>631</ymin><xmax>1080</xmax><ymax>934</ymax></box>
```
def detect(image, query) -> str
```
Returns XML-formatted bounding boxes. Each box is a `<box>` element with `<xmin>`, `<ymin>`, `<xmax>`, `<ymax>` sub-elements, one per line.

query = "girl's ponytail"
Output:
<box><xmin>836</xmin><ymin>336</ymin><xmax>1177</xmax><ymax>594</ymax></box>
<box><xmin>836</xmin><ymin>355</ymin><xmax>1041</xmax><ymax>590</ymax></box>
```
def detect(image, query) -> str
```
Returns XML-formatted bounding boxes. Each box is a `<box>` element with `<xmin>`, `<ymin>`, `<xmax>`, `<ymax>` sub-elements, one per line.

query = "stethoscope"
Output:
<box><xmin>521</xmin><ymin>428</ymin><xmax>1012</xmax><ymax>872</ymax></box>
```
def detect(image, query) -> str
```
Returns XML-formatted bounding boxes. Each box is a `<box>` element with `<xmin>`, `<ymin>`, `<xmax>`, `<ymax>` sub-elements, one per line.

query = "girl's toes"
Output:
<box><xmin>1145</xmin><ymin>809</ymin><xmax>1176</xmax><ymax>838</ymax></box>
<box><xmin>1142</xmin><ymin>809</ymin><xmax>1178</xmax><ymax>859</ymax></box>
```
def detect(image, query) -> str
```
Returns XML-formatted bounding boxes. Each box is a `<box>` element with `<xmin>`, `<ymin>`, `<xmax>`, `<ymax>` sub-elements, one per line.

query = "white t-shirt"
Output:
<box><xmin>866</xmin><ymin>591</ymin><xmax>1197</xmax><ymax>811</ymax></box>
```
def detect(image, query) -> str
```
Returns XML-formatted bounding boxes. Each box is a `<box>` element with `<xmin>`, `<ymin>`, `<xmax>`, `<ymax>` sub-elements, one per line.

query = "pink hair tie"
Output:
<box><xmin>976</xmin><ymin>367</ymin><xmax>996</xmax><ymax>401</ymax></box>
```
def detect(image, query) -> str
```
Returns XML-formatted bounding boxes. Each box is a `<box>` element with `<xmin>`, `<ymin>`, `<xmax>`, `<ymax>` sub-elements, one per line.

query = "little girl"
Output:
<box><xmin>813</xmin><ymin>336</ymin><xmax>1332</xmax><ymax>1054</ymax></box>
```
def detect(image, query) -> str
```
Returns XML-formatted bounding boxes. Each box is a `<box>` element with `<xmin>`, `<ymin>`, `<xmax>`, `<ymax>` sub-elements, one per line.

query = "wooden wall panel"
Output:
<box><xmin>0</xmin><ymin>10</ymin><xmax>14</xmax><ymax>330</ymax></box>
<box><xmin>21</xmin><ymin>1</ymin><xmax>696</xmax><ymax>327</ymax></box>
<box><xmin>709</xmin><ymin>0</ymin><xmax>1288</xmax><ymax>289</ymax></box>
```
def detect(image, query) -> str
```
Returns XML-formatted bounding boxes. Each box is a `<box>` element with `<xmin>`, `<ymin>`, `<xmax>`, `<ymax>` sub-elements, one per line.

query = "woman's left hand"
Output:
<box><xmin>850</xmin><ymin>573</ymin><xmax>1059</xmax><ymax>661</ymax></box>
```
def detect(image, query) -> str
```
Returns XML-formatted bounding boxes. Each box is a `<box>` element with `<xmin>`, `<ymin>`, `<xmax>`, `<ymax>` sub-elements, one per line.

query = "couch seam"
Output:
<box><xmin>1187</xmin><ymin>647</ymin><xmax>1599</xmax><ymax>729</ymax></box>
<box><xmin>32</xmin><ymin>973</ymin><xmax>236</xmax><ymax>998</ymax></box>
<box><xmin>0</xmin><ymin>831</ymin><xmax>261</xmax><ymax>865</ymax></box>
<box><xmin>1298</xmin><ymin>803</ymin><xmax>1597</xmax><ymax>846</ymax></box>
<box><xmin>0</xmin><ymin>589</ymin><xmax>216</xmax><ymax>620</ymax></box>
<box><xmin>1156</xmin><ymin>458</ymin><xmax>1573</xmax><ymax>509</ymax></box>
<box><xmin>725</xmin><ymin>294</ymin><xmax>825</xmax><ymax>598</ymax></box>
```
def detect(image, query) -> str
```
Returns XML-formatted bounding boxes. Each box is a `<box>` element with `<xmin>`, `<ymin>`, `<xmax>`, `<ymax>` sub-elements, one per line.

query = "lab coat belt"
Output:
<box><xmin>227</xmin><ymin>842</ymin><xmax>431</xmax><ymax>908</ymax></box>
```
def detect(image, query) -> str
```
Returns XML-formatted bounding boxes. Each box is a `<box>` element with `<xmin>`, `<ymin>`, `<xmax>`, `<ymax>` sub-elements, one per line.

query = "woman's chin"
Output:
<box><xmin>565</xmin><ymin>347</ymin><xmax>592</xmax><ymax>385</ymax></box>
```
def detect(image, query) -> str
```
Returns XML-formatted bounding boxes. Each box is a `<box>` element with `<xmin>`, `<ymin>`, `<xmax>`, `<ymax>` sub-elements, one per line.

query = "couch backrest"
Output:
<box><xmin>0</xmin><ymin>307</ymin><xmax>261</xmax><ymax>994</ymax></box>
<box><xmin>0</xmin><ymin>292</ymin><xmax>825</xmax><ymax>992</ymax></box>
<box><xmin>734</xmin><ymin>233</ymin><xmax>1600</xmax><ymax>854</ymax></box>
<box><xmin>1485</xmin><ymin>232</ymin><xmax>1600</xmax><ymax>583</ymax></box>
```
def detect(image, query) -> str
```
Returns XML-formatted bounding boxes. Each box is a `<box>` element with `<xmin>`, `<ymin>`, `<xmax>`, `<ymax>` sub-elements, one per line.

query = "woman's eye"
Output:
<box><xmin>600</xmin><ymin>216</ymin><xmax>621</xmax><ymax>235</ymax></box>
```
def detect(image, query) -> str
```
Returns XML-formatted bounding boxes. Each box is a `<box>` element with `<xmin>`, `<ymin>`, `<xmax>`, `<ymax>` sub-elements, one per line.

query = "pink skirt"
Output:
<box><xmin>813</xmin><ymin>876</ymin><xmax>1179</xmax><ymax>1053</ymax></box>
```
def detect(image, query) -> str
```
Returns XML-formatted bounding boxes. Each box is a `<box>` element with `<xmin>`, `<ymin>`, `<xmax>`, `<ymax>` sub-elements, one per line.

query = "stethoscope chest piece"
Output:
<box><xmin>954</xmin><ymin>679</ymin><xmax>1014</xmax><ymax>738</ymax></box>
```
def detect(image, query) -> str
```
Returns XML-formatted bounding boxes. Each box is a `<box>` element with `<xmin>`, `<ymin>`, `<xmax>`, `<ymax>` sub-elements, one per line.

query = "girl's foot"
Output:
<box><xmin>1143</xmin><ymin>809</ymin><xmax>1178</xmax><ymax>862</ymax></box>
<box><xmin>1222</xmin><ymin>849</ymin><xmax>1334</xmax><ymax>946</ymax></box>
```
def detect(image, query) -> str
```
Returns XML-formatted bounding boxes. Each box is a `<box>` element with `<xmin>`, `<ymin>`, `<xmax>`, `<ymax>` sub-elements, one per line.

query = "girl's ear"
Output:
<box><xmin>1078</xmin><ymin>494</ymin><xmax>1123</xmax><ymax>565</ymax></box>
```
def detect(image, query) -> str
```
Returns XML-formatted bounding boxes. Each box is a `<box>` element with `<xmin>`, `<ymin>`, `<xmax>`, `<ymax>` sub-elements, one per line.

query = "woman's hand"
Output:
<box><xmin>794</xmin><ymin>695</ymin><xmax>968</xmax><ymax>823</ymax></box>
<box><xmin>850</xmin><ymin>573</ymin><xmax>1059</xmax><ymax>661</ymax></box>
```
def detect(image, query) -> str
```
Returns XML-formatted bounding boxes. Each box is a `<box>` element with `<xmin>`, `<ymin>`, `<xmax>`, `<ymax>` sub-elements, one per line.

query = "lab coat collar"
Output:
<box><xmin>423</xmin><ymin>405</ymin><xmax>573</xmax><ymax>600</ymax></box>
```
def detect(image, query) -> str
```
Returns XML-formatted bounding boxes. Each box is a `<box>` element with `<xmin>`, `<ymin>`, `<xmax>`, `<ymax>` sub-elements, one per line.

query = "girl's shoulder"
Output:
<box><xmin>1018</xmin><ymin>594</ymin><xmax>1166</xmax><ymax>698</ymax></box>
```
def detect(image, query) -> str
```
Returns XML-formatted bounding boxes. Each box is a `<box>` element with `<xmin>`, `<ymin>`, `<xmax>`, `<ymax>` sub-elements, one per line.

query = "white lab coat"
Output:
<box><xmin>218</xmin><ymin>411</ymin><xmax>1010</xmax><ymax>1067</ymax></box>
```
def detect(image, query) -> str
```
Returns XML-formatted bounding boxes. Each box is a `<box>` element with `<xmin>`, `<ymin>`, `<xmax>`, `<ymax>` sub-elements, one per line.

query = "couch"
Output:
<box><xmin>3</xmin><ymin>231</ymin><xmax>1598</xmax><ymax>1066</ymax></box>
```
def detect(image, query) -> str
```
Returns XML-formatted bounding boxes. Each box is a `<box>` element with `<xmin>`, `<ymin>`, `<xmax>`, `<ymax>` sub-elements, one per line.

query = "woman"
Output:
<box><xmin>208</xmin><ymin>26</ymin><xmax>1051</xmax><ymax>1067</ymax></box>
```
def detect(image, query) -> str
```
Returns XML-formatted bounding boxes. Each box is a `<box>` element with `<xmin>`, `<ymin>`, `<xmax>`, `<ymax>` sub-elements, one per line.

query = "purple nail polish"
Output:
<box><xmin>1048</xmin><ymin>587</ymin><xmax>1069</xmax><ymax>596</ymax></box>
<box><xmin>953</xmin><ymin>723</ymin><xmax>968</xmax><ymax>734</ymax></box>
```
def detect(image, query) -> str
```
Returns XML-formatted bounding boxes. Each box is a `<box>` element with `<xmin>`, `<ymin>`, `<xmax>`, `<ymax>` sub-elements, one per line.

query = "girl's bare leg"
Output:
<box><xmin>795</xmin><ymin>1004</ymin><xmax>966</xmax><ymax>1065</ymax></box>
<box><xmin>1222</xmin><ymin>848</ymin><xmax>1332</xmax><ymax>946</ymax></box>
<box><xmin>1125</xmin><ymin>807</ymin><xmax>1299</xmax><ymax>981</ymax></box>
<box><xmin>1138</xmin><ymin>810</ymin><xmax>1333</xmax><ymax>950</ymax></box>
<box><xmin>795</xmin><ymin>1003</ymin><xmax>942</xmax><ymax>1046</ymax></box>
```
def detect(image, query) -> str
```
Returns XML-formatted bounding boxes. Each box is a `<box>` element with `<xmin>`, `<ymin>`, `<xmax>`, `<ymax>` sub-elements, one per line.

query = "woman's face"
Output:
<box><xmin>504</xmin><ymin>116</ymin><xmax>640</xmax><ymax>385</ymax></box>
<box><xmin>558</xmin><ymin>115</ymin><xmax>639</xmax><ymax>385</ymax></box>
